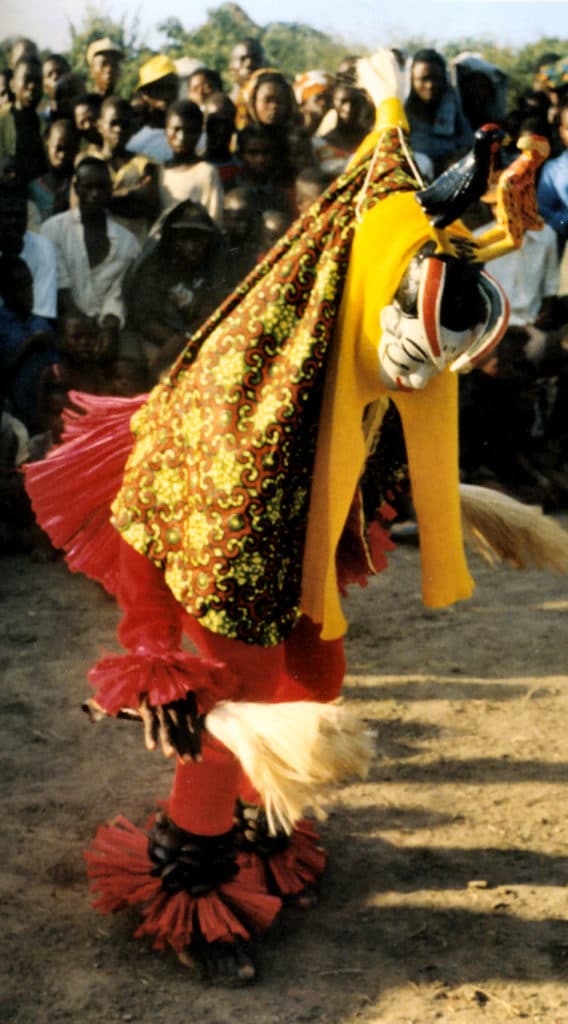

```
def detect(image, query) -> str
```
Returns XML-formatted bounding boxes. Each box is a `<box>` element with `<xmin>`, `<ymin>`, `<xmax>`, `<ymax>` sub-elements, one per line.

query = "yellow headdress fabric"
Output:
<box><xmin>301</xmin><ymin>189</ymin><xmax>474</xmax><ymax>638</ymax></box>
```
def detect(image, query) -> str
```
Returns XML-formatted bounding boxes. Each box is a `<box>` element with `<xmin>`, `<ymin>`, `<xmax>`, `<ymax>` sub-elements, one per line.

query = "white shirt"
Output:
<box><xmin>18</xmin><ymin>231</ymin><xmax>58</xmax><ymax>319</ymax></box>
<box><xmin>158</xmin><ymin>161</ymin><xmax>224</xmax><ymax>227</ymax></box>
<box><xmin>476</xmin><ymin>221</ymin><xmax>559</xmax><ymax>326</ymax></box>
<box><xmin>41</xmin><ymin>208</ymin><xmax>140</xmax><ymax>325</ymax></box>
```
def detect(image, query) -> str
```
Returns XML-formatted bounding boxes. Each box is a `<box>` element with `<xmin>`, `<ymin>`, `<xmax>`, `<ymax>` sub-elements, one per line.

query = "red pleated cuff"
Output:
<box><xmin>88</xmin><ymin>649</ymin><xmax>238</xmax><ymax>715</ymax></box>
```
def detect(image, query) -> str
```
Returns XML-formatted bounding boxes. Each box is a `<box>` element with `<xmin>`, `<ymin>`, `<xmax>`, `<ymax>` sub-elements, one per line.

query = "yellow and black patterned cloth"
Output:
<box><xmin>114</xmin><ymin>126</ymin><xmax>464</xmax><ymax>647</ymax></box>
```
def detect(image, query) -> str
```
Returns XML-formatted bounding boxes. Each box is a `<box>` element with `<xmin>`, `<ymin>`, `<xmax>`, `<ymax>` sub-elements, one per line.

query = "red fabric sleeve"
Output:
<box><xmin>115</xmin><ymin>538</ymin><xmax>184</xmax><ymax>653</ymax></box>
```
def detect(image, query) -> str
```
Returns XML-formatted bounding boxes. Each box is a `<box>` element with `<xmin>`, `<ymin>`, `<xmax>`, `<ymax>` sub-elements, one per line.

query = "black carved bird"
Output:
<box><xmin>415</xmin><ymin>123</ymin><xmax>507</xmax><ymax>229</ymax></box>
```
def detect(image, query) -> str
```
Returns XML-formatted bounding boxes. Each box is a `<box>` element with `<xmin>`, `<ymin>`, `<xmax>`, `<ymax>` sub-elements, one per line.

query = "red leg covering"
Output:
<box><xmin>238</xmin><ymin>615</ymin><xmax>345</xmax><ymax>806</ymax></box>
<box><xmin>280</xmin><ymin>614</ymin><xmax>345</xmax><ymax>702</ymax></box>
<box><xmin>167</xmin><ymin>742</ymin><xmax>240</xmax><ymax>836</ymax></box>
<box><xmin>236</xmin><ymin>616</ymin><xmax>344</xmax><ymax>897</ymax></box>
<box><xmin>116</xmin><ymin>540</ymin><xmax>185</xmax><ymax>652</ymax></box>
<box><xmin>86</xmin><ymin>555</ymin><xmax>287</xmax><ymax>949</ymax></box>
<box><xmin>182</xmin><ymin>614</ymin><xmax>285</xmax><ymax>702</ymax></box>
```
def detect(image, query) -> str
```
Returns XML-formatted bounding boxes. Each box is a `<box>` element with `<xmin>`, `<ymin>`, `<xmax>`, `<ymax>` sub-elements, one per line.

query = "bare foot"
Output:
<box><xmin>178</xmin><ymin>937</ymin><xmax>257</xmax><ymax>986</ymax></box>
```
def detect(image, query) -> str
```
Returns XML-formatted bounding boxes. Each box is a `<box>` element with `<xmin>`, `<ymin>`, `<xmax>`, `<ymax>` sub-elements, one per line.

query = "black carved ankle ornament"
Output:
<box><xmin>148</xmin><ymin>812</ymin><xmax>239</xmax><ymax>895</ymax></box>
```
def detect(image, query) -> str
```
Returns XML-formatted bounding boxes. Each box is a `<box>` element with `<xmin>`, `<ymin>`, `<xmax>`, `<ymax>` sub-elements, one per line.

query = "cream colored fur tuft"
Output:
<box><xmin>460</xmin><ymin>483</ymin><xmax>568</xmax><ymax>572</ymax></box>
<box><xmin>206</xmin><ymin>700</ymin><xmax>374</xmax><ymax>835</ymax></box>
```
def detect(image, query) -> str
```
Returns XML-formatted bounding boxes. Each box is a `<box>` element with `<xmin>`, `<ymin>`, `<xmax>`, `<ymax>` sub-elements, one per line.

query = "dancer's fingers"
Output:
<box><xmin>139</xmin><ymin>697</ymin><xmax>158</xmax><ymax>751</ymax></box>
<box><xmin>170</xmin><ymin>700</ymin><xmax>198</xmax><ymax>761</ymax></box>
<box><xmin>157</xmin><ymin>705</ymin><xmax>177</xmax><ymax>759</ymax></box>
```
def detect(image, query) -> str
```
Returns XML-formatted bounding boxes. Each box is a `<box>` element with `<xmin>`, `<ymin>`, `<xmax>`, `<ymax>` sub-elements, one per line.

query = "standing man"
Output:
<box><xmin>87</xmin><ymin>38</ymin><xmax>124</xmax><ymax>99</ymax></box>
<box><xmin>0</xmin><ymin>57</ymin><xmax>47</xmax><ymax>185</ymax></box>
<box><xmin>41</xmin><ymin>157</ymin><xmax>139</xmax><ymax>329</ymax></box>
<box><xmin>127</xmin><ymin>55</ymin><xmax>179</xmax><ymax>163</ymax></box>
<box><xmin>228</xmin><ymin>38</ymin><xmax>264</xmax><ymax>104</ymax></box>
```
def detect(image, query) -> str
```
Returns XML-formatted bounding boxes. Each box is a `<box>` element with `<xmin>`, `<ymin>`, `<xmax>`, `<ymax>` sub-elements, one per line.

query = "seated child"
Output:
<box><xmin>125</xmin><ymin>199</ymin><xmax>226</xmax><ymax>382</ymax></box>
<box><xmin>159</xmin><ymin>100</ymin><xmax>224</xmax><ymax>226</ymax></box>
<box><xmin>295</xmin><ymin>165</ymin><xmax>327</xmax><ymax>213</ymax></box>
<box><xmin>259</xmin><ymin>207</ymin><xmax>292</xmax><ymax>255</ymax></box>
<box><xmin>0</xmin><ymin>255</ymin><xmax>58</xmax><ymax>434</ymax></box>
<box><xmin>101</xmin><ymin>328</ymin><xmax>149</xmax><ymax>397</ymax></box>
<box><xmin>222</xmin><ymin>186</ymin><xmax>263</xmax><ymax>290</ymax></box>
<box><xmin>28</xmin><ymin>118</ymin><xmax>79</xmax><ymax>221</ymax></box>
<box><xmin>90</xmin><ymin>95</ymin><xmax>159</xmax><ymax>242</ymax></box>
<box><xmin>28</xmin><ymin>373</ymin><xmax>67</xmax><ymax>460</ymax></box>
<box><xmin>57</xmin><ymin>312</ymin><xmax>114</xmax><ymax>395</ymax></box>
<box><xmin>235</xmin><ymin>124</ymin><xmax>294</xmax><ymax>218</ymax></box>
<box><xmin>104</xmin><ymin>354</ymin><xmax>149</xmax><ymax>397</ymax></box>
<box><xmin>0</xmin><ymin>397</ymin><xmax>33</xmax><ymax>554</ymax></box>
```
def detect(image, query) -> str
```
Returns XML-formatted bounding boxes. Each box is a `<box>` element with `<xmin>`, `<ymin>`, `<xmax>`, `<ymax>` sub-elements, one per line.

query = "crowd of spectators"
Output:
<box><xmin>1</xmin><ymin>32</ymin><xmax>568</xmax><ymax>556</ymax></box>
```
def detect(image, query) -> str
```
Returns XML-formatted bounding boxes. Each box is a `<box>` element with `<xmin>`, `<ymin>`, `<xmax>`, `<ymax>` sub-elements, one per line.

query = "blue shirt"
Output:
<box><xmin>406</xmin><ymin>87</ymin><xmax>473</xmax><ymax>176</ymax></box>
<box><xmin>537</xmin><ymin>149</ymin><xmax>568</xmax><ymax>240</ymax></box>
<box><xmin>0</xmin><ymin>308</ymin><xmax>58</xmax><ymax>432</ymax></box>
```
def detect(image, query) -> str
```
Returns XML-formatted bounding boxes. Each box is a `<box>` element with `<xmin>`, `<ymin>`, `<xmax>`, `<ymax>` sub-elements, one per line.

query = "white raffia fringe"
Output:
<box><xmin>356</xmin><ymin>49</ymin><xmax>405</xmax><ymax>109</ymax></box>
<box><xmin>460</xmin><ymin>483</ymin><xmax>568</xmax><ymax>572</ymax></box>
<box><xmin>205</xmin><ymin>700</ymin><xmax>374</xmax><ymax>836</ymax></box>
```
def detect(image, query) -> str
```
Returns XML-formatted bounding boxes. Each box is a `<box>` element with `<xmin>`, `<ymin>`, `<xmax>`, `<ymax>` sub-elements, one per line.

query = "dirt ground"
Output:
<box><xmin>2</xmin><ymin>523</ymin><xmax>568</xmax><ymax>1024</ymax></box>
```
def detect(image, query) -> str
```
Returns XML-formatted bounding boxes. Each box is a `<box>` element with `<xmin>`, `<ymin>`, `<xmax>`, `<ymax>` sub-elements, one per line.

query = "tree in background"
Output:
<box><xmin>157</xmin><ymin>4</ymin><xmax>352</xmax><ymax>82</ymax></box>
<box><xmin>158</xmin><ymin>3</ymin><xmax>260</xmax><ymax>75</ymax></box>
<box><xmin>66</xmin><ymin>5</ymin><xmax>152</xmax><ymax>97</ymax></box>
<box><xmin>1</xmin><ymin>4</ymin><xmax>567</xmax><ymax>109</ymax></box>
<box><xmin>443</xmin><ymin>34</ymin><xmax>568</xmax><ymax>109</ymax></box>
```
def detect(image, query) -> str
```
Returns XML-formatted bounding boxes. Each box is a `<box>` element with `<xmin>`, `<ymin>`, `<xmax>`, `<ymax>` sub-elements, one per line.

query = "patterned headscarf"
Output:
<box><xmin>293</xmin><ymin>70</ymin><xmax>334</xmax><ymax>106</ymax></box>
<box><xmin>537</xmin><ymin>55</ymin><xmax>568</xmax><ymax>91</ymax></box>
<box><xmin>235</xmin><ymin>67</ymin><xmax>298</xmax><ymax>131</ymax></box>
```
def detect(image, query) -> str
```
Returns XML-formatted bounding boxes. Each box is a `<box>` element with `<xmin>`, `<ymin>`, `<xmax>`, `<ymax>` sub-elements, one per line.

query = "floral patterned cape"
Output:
<box><xmin>111</xmin><ymin>129</ymin><xmax>417</xmax><ymax>645</ymax></box>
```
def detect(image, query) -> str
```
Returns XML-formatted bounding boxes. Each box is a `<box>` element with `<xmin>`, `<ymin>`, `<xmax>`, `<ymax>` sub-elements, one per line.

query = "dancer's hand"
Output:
<box><xmin>138</xmin><ymin>693</ymin><xmax>204</xmax><ymax>762</ymax></box>
<box><xmin>82</xmin><ymin>693</ymin><xmax>204</xmax><ymax>762</ymax></box>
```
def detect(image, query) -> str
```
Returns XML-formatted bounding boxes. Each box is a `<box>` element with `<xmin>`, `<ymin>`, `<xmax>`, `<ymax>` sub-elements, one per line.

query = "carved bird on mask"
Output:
<box><xmin>415</xmin><ymin>123</ymin><xmax>508</xmax><ymax>229</ymax></box>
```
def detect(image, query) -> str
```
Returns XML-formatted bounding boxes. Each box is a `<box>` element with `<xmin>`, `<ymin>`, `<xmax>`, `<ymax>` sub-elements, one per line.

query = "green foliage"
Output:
<box><xmin>261</xmin><ymin>22</ymin><xmax>355</xmax><ymax>78</ymax></box>
<box><xmin>158</xmin><ymin>3</ymin><xmax>260</xmax><ymax>81</ymax></box>
<box><xmin>2</xmin><ymin>3</ymin><xmax>568</xmax><ymax>111</ymax></box>
<box><xmin>156</xmin><ymin>3</ymin><xmax>355</xmax><ymax>83</ymax></box>
<box><xmin>65</xmin><ymin>5</ymin><xmax>151</xmax><ymax>97</ymax></box>
<box><xmin>439</xmin><ymin>35</ymin><xmax>568</xmax><ymax>109</ymax></box>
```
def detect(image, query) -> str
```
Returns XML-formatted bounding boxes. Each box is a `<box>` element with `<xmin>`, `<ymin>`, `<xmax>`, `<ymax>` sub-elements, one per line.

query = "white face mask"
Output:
<box><xmin>377</xmin><ymin>254</ymin><xmax>510</xmax><ymax>391</ymax></box>
<box><xmin>378</xmin><ymin>301</ymin><xmax>487</xmax><ymax>390</ymax></box>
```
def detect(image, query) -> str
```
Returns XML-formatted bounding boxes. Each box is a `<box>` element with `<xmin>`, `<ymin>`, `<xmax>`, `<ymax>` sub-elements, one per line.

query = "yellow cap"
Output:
<box><xmin>137</xmin><ymin>54</ymin><xmax>178</xmax><ymax>90</ymax></box>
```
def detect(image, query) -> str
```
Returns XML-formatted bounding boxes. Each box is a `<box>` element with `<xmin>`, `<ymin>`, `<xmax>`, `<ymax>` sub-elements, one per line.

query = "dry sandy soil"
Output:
<box><xmin>2</xmin><ymin>524</ymin><xmax>568</xmax><ymax>1024</ymax></box>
